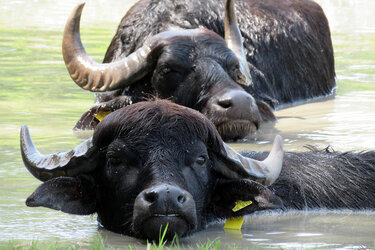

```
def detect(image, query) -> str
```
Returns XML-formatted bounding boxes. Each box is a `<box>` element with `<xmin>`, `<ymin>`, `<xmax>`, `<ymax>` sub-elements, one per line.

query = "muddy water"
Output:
<box><xmin>0</xmin><ymin>0</ymin><xmax>375</xmax><ymax>248</ymax></box>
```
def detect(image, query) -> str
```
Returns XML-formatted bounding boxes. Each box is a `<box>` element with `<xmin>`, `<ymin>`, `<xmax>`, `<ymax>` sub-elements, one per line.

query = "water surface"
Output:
<box><xmin>0</xmin><ymin>0</ymin><xmax>375</xmax><ymax>248</ymax></box>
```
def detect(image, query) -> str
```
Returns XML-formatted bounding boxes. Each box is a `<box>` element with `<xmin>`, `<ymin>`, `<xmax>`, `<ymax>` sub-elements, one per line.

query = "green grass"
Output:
<box><xmin>144</xmin><ymin>225</ymin><xmax>223</xmax><ymax>250</ymax></box>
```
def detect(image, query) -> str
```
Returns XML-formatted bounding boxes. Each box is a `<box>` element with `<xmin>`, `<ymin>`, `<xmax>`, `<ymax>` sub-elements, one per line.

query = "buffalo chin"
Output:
<box><xmin>140</xmin><ymin>216</ymin><xmax>191</xmax><ymax>240</ymax></box>
<box><xmin>216</xmin><ymin>120</ymin><xmax>258</xmax><ymax>141</ymax></box>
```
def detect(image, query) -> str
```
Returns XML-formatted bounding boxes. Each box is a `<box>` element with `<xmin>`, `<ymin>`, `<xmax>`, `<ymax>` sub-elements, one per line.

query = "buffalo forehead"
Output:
<box><xmin>162</xmin><ymin>35</ymin><xmax>236</xmax><ymax>67</ymax></box>
<box><xmin>145</xmin><ymin>138</ymin><xmax>208</xmax><ymax>166</ymax></box>
<box><xmin>106</xmin><ymin>134</ymin><xmax>208</xmax><ymax>163</ymax></box>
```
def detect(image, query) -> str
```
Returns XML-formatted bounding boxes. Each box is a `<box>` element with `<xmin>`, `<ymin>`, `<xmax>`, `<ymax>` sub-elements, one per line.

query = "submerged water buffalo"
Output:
<box><xmin>21</xmin><ymin>100</ymin><xmax>375</xmax><ymax>241</ymax></box>
<box><xmin>63</xmin><ymin>0</ymin><xmax>336</xmax><ymax>140</ymax></box>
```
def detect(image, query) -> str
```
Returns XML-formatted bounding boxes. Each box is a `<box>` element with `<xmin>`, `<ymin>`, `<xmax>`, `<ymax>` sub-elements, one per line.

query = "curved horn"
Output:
<box><xmin>217</xmin><ymin>135</ymin><xmax>284</xmax><ymax>186</ymax></box>
<box><xmin>224</xmin><ymin>0</ymin><xmax>252</xmax><ymax>86</ymax></box>
<box><xmin>20</xmin><ymin>125</ymin><xmax>96</xmax><ymax>182</ymax></box>
<box><xmin>62</xmin><ymin>3</ymin><xmax>153</xmax><ymax>92</ymax></box>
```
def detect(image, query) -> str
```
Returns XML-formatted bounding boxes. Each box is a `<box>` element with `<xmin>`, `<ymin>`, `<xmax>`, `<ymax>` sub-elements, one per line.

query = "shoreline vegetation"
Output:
<box><xmin>1</xmin><ymin>237</ymin><xmax>226</xmax><ymax>250</ymax></box>
<box><xmin>1</xmin><ymin>227</ymin><xmax>230</xmax><ymax>250</ymax></box>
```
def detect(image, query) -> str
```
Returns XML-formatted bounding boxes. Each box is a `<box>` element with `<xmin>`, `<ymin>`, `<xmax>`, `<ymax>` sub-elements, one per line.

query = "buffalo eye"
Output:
<box><xmin>231</xmin><ymin>63</ymin><xmax>241</xmax><ymax>75</ymax></box>
<box><xmin>158</xmin><ymin>65</ymin><xmax>173</xmax><ymax>75</ymax></box>
<box><xmin>195</xmin><ymin>155</ymin><xmax>207</xmax><ymax>166</ymax></box>
<box><xmin>226</xmin><ymin>57</ymin><xmax>242</xmax><ymax>82</ymax></box>
<box><xmin>226</xmin><ymin>55</ymin><xmax>240</xmax><ymax>71</ymax></box>
<box><xmin>153</xmin><ymin>64</ymin><xmax>184</xmax><ymax>97</ymax></box>
<box><xmin>107</xmin><ymin>157</ymin><xmax>122</xmax><ymax>167</ymax></box>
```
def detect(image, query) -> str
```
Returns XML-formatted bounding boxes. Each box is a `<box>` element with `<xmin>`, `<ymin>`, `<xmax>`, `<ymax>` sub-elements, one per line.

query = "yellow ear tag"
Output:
<box><xmin>232</xmin><ymin>200</ymin><xmax>253</xmax><ymax>212</ymax></box>
<box><xmin>224</xmin><ymin>200</ymin><xmax>253</xmax><ymax>230</ymax></box>
<box><xmin>95</xmin><ymin>111</ymin><xmax>112</xmax><ymax>122</ymax></box>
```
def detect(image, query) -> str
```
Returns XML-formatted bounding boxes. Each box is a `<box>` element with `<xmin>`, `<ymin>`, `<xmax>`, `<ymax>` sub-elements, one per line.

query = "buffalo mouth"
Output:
<box><xmin>216</xmin><ymin>119</ymin><xmax>259</xmax><ymax>141</ymax></box>
<box><xmin>203</xmin><ymin>87</ymin><xmax>262</xmax><ymax>141</ymax></box>
<box><xmin>133</xmin><ymin>212</ymin><xmax>197</xmax><ymax>241</ymax></box>
<box><xmin>140</xmin><ymin>214</ymin><xmax>192</xmax><ymax>240</ymax></box>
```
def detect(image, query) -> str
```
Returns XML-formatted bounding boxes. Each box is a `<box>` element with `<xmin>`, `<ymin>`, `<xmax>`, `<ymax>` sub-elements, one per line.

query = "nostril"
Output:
<box><xmin>144</xmin><ymin>191</ymin><xmax>157</xmax><ymax>204</ymax></box>
<box><xmin>217</xmin><ymin>98</ymin><xmax>232</xmax><ymax>109</ymax></box>
<box><xmin>177</xmin><ymin>194</ymin><xmax>186</xmax><ymax>204</ymax></box>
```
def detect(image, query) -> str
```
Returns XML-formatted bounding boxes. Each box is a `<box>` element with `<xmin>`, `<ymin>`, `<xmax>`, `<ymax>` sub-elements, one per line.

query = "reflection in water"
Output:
<box><xmin>241</xmin><ymin>211</ymin><xmax>375</xmax><ymax>249</ymax></box>
<box><xmin>153</xmin><ymin>211</ymin><xmax>375</xmax><ymax>249</ymax></box>
<box><xmin>0</xmin><ymin>0</ymin><xmax>375</xmax><ymax>248</ymax></box>
<box><xmin>241</xmin><ymin>91</ymin><xmax>375</xmax><ymax>152</ymax></box>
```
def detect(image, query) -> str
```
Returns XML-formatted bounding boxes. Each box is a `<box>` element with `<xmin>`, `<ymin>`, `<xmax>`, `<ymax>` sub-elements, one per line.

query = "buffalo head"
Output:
<box><xmin>21</xmin><ymin>100</ymin><xmax>283</xmax><ymax>240</ymax></box>
<box><xmin>63</xmin><ymin>0</ymin><xmax>276</xmax><ymax>141</ymax></box>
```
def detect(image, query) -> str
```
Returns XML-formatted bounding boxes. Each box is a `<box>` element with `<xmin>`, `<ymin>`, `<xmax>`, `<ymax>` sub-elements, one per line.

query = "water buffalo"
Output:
<box><xmin>63</xmin><ymin>0</ymin><xmax>335</xmax><ymax>140</ymax></box>
<box><xmin>21</xmin><ymin>100</ymin><xmax>375</xmax><ymax>241</ymax></box>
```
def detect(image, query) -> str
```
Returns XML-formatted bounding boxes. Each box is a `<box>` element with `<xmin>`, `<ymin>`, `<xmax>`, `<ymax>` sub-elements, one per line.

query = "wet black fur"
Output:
<box><xmin>243</xmin><ymin>148</ymin><xmax>375</xmax><ymax>209</ymax></box>
<box><xmin>103</xmin><ymin>0</ymin><xmax>335</xmax><ymax>106</ymax></box>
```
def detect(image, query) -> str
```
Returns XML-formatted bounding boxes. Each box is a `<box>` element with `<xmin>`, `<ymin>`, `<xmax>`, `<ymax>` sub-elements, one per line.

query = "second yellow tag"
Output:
<box><xmin>95</xmin><ymin>111</ymin><xmax>112</xmax><ymax>122</ymax></box>
<box><xmin>224</xmin><ymin>217</ymin><xmax>245</xmax><ymax>230</ymax></box>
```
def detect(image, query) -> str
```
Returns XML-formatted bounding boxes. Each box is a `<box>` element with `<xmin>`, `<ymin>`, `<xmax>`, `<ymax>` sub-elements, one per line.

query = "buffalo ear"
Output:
<box><xmin>256</xmin><ymin>100</ymin><xmax>276</xmax><ymax>122</ymax></box>
<box><xmin>26</xmin><ymin>176</ymin><xmax>97</xmax><ymax>215</ymax></box>
<box><xmin>210</xmin><ymin>179</ymin><xmax>283</xmax><ymax>219</ymax></box>
<box><xmin>74</xmin><ymin>95</ymin><xmax>132</xmax><ymax>130</ymax></box>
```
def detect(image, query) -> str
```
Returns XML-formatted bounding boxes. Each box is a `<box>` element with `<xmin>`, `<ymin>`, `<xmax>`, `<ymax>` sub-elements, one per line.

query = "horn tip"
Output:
<box><xmin>225</xmin><ymin>0</ymin><xmax>235</xmax><ymax>18</ymax></box>
<box><xmin>20</xmin><ymin>124</ymin><xmax>39</xmax><ymax>158</ymax></box>
<box><xmin>273</xmin><ymin>135</ymin><xmax>283</xmax><ymax>151</ymax></box>
<box><xmin>75</xmin><ymin>2</ymin><xmax>86</xmax><ymax>16</ymax></box>
<box><xmin>70</xmin><ymin>1</ymin><xmax>86</xmax><ymax>18</ymax></box>
<box><xmin>20</xmin><ymin>125</ymin><xmax>30</xmax><ymax>143</ymax></box>
<box><xmin>262</xmin><ymin>135</ymin><xmax>284</xmax><ymax>186</ymax></box>
<box><xmin>225</xmin><ymin>0</ymin><xmax>234</xmax><ymax>9</ymax></box>
<box><xmin>21</xmin><ymin>124</ymin><xmax>28</xmax><ymax>130</ymax></box>
<box><xmin>77</xmin><ymin>1</ymin><xmax>86</xmax><ymax>8</ymax></box>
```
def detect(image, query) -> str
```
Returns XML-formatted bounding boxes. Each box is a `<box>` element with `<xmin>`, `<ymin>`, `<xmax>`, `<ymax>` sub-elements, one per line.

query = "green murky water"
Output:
<box><xmin>1</xmin><ymin>0</ymin><xmax>375</xmax><ymax>248</ymax></box>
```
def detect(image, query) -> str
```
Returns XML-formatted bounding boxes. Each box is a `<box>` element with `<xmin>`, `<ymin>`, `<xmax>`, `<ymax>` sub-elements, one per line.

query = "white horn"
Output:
<box><xmin>220</xmin><ymin>135</ymin><xmax>284</xmax><ymax>186</ymax></box>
